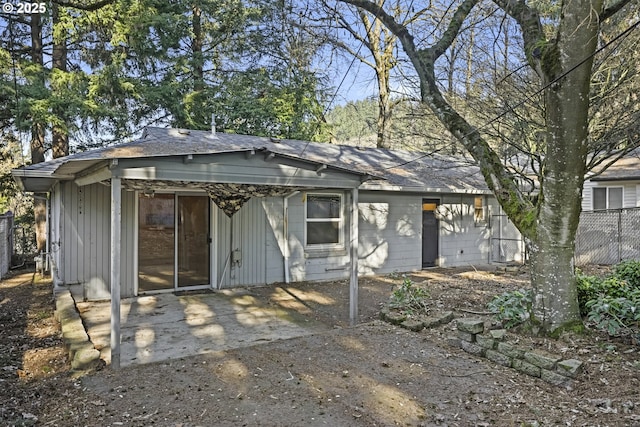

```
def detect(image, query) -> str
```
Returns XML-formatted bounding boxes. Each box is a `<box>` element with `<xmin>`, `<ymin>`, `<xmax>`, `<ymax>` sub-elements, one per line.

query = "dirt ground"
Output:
<box><xmin>1</xmin><ymin>265</ymin><xmax>639</xmax><ymax>427</ymax></box>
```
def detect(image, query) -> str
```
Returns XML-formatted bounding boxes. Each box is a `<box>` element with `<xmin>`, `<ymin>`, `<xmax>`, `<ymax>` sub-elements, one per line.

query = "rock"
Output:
<box><xmin>524</xmin><ymin>351</ymin><xmax>560</xmax><ymax>370</ymax></box>
<box><xmin>475</xmin><ymin>334</ymin><xmax>496</xmax><ymax>350</ymax></box>
<box><xmin>497</xmin><ymin>342</ymin><xmax>525</xmax><ymax>359</ymax></box>
<box><xmin>541</xmin><ymin>369</ymin><xmax>571</xmax><ymax>387</ymax></box>
<box><xmin>460</xmin><ymin>340</ymin><xmax>485</xmax><ymax>356</ymax></box>
<box><xmin>485</xmin><ymin>349</ymin><xmax>512</xmax><ymax>368</ymax></box>
<box><xmin>557</xmin><ymin>359</ymin><xmax>583</xmax><ymax>378</ymax></box>
<box><xmin>489</xmin><ymin>329</ymin><xmax>506</xmax><ymax>340</ymax></box>
<box><xmin>401</xmin><ymin>319</ymin><xmax>424</xmax><ymax>332</ymax></box>
<box><xmin>384</xmin><ymin>311</ymin><xmax>407</xmax><ymax>325</ymax></box>
<box><xmin>512</xmin><ymin>359</ymin><xmax>541</xmax><ymax>378</ymax></box>
<box><xmin>457</xmin><ymin>318</ymin><xmax>484</xmax><ymax>334</ymax></box>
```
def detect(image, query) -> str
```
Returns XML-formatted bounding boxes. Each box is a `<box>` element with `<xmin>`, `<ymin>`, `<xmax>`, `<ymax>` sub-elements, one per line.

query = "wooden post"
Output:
<box><xmin>110</xmin><ymin>177</ymin><xmax>122</xmax><ymax>369</ymax></box>
<box><xmin>349</xmin><ymin>187</ymin><xmax>359</xmax><ymax>326</ymax></box>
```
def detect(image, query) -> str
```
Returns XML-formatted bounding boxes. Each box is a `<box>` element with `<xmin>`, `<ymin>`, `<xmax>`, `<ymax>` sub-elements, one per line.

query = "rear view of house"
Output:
<box><xmin>13</xmin><ymin>127</ymin><xmax>515</xmax><ymax>300</ymax></box>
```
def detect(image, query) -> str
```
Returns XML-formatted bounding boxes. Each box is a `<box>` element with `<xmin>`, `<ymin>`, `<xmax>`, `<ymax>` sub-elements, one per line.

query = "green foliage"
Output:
<box><xmin>487</xmin><ymin>289</ymin><xmax>532</xmax><ymax>329</ymax></box>
<box><xmin>585</xmin><ymin>289</ymin><xmax>640</xmax><ymax>337</ymax></box>
<box><xmin>388</xmin><ymin>275</ymin><xmax>430</xmax><ymax>314</ymax></box>
<box><xmin>577</xmin><ymin>261</ymin><xmax>640</xmax><ymax>340</ymax></box>
<box><xmin>613</xmin><ymin>260</ymin><xmax>640</xmax><ymax>288</ymax></box>
<box><xmin>577</xmin><ymin>273</ymin><xmax>629</xmax><ymax>316</ymax></box>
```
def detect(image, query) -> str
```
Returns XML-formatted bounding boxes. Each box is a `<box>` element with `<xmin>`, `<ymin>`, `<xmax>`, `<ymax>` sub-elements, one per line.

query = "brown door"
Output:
<box><xmin>422</xmin><ymin>199</ymin><xmax>439</xmax><ymax>268</ymax></box>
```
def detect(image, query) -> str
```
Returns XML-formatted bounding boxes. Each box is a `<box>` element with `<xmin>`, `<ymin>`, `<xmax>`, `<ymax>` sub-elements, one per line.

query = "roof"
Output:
<box><xmin>12</xmin><ymin>127</ymin><xmax>490</xmax><ymax>194</ymax></box>
<box><xmin>590</xmin><ymin>149</ymin><xmax>640</xmax><ymax>182</ymax></box>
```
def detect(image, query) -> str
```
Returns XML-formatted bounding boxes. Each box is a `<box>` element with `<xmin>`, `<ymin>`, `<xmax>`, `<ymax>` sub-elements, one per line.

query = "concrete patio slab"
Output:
<box><xmin>74</xmin><ymin>287</ymin><xmax>330</xmax><ymax>367</ymax></box>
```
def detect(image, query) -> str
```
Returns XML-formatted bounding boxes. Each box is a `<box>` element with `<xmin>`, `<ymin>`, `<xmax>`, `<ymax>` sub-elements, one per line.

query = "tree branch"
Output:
<box><xmin>600</xmin><ymin>0</ymin><xmax>634</xmax><ymax>21</ymax></box>
<box><xmin>341</xmin><ymin>0</ymin><xmax>537</xmax><ymax>236</ymax></box>
<box><xmin>491</xmin><ymin>0</ymin><xmax>546</xmax><ymax>75</ymax></box>
<box><xmin>51</xmin><ymin>0</ymin><xmax>114</xmax><ymax>12</ymax></box>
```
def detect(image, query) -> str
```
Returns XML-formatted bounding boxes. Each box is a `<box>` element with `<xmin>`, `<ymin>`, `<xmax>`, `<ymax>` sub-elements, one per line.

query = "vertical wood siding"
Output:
<box><xmin>60</xmin><ymin>182</ymin><xmax>136</xmax><ymax>300</ymax></box>
<box><xmin>215</xmin><ymin>198</ymin><xmax>267</xmax><ymax>288</ymax></box>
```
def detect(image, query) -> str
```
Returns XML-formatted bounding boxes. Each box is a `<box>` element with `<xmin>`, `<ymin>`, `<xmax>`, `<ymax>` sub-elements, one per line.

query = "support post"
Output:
<box><xmin>110</xmin><ymin>177</ymin><xmax>122</xmax><ymax>369</ymax></box>
<box><xmin>349</xmin><ymin>187</ymin><xmax>359</xmax><ymax>325</ymax></box>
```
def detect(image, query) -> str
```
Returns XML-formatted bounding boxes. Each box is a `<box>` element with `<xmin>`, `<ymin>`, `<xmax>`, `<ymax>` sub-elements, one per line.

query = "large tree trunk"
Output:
<box><xmin>31</xmin><ymin>13</ymin><xmax>47</xmax><ymax>253</ymax></box>
<box><xmin>527</xmin><ymin>0</ymin><xmax>601</xmax><ymax>332</ymax></box>
<box><xmin>52</xmin><ymin>2</ymin><xmax>69</xmax><ymax>158</ymax></box>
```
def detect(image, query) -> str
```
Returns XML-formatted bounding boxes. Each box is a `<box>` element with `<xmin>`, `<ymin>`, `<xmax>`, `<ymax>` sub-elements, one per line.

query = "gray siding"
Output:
<box><xmin>59</xmin><ymin>182</ymin><xmax>135</xmax><ymax>300</ymax></box>
<box><xmin>439</xmin><ymin>194</ymin><xmax>492</xmax><ymax>266</ymax></box>
<box><xmin>582</xmin><ymin>180</ymin><xmax>639</xmax><ymax>211</ymax></box>
<box><xmin>216</xmin><ymin>197</ymin><xmax>268</xmax><ymax>288</ymax></box>
<box><xmin>287</xmin><ymin>191</ymin><xmax>352</xmax><ymax>282</ymax></box>
<box><xmin>58</xmin><ymin>181</ymin><xmax>508</xmax><ymax>300</ymax></box>
<box><xmin>262</xmin><ymin>198</ymin><xmax>285</xmax><ymax>283</ymax></box>
<box><xmin>358</xmin><ymin>192</ymin><xmax>422</xmax><ymax>274</ymax></box>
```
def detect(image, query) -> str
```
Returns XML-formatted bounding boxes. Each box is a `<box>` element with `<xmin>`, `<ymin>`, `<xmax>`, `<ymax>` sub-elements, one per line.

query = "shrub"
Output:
<box><xmin>388</xmin><ymin>275</ymin><xmax>430</xmax><ymax>314</ymax></box>
<box><xmin>577</xmin><ymin>273</ymin><xmax>628</xmax><ymax>316</ymax></box>
<box><xmin>487</xmin><ymin>289</ymin><xmax>532</xmax><ymax>329</ymax></box>
<box><xmin>613</xmin><ymin>260</ymin><xmax>640</xmax><ymax>288</ymax></box>
<box><xmin>585</xmin><ymin>288</ymin><xmax>640</xmax><ymax>337</ymax></box>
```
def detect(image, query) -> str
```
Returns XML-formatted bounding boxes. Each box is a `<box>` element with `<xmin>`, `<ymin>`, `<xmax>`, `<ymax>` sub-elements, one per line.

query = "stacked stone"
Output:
<box><xmin>55</xmin><ymin>289</ymin><xmax>102</xmax><ymax>372</ymax></box>
<box><xmin>450</xmin><ymin>318</ymin><xmax>583</xmax><ymax>387</ymax></box>
<box><xmin>380</xmin><ymin>308</ymin><xmax>455</xmax><ymax>332</ymax></box>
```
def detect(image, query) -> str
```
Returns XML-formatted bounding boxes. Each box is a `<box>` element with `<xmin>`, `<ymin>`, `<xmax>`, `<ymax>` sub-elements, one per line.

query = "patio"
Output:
<box><xmin>72</xmin><ymin>286</ymin><xmax>332</xmax><ymax>367</ymax></box>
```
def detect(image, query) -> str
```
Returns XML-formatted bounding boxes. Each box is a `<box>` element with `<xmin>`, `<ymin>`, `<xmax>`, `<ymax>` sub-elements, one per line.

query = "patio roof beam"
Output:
<box><xmin>75</xmin><ymin>165</ymin><xmax>112</xmax><ymax>187</ymax></box>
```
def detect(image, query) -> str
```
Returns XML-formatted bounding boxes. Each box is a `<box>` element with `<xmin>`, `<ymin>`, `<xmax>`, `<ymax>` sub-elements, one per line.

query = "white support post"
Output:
<box><xmin>110</xmin><ymin>177</ymin><xmax>122</xmax><ymax>369</ymax></box>
<box><xmin>349</xmin><ymin>187</ymin><xmax>359</xmax><ymax>326</ymax></box>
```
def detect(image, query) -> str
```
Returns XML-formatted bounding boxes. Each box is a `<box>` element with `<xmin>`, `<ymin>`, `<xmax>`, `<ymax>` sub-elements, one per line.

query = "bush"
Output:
<box><xmin>487</xmin><ymin>289</ymin><xmax>532</xmax><ymax>329</ymax></box>
<box><xmin>578</xmin><ymin>260</ymin><xmax>640</xmax><ymax>340</ymax></box>
<box><xmin>613</xmin><ymin>260</ymin><xmax>640</xmax><ymax>288</ymax></box>
<box><xmin>388</xmin><ymin>275</ymin><xmax>430</xmax><ymax>314</ymax></box>
<box><xmin>585</xmin><ymin>288</ymin><xmax>640</xmax><ymax>337</ymax></box>
<box><xmin>577</xmin><ymin>273</ymin><xmax>628</xmax><ymax>316</ymax></box>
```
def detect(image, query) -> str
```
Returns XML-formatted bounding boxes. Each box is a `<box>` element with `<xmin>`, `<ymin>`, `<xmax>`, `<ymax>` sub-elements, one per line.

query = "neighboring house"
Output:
<box><xmin>582</xmin><ymin>150</ymin><xmax>640</xmax><ymax>211</ymax></box>
<box><xmin>12</xmin><ymin>127</ymin><xmax>512</xmax><ymax>301</ymax></box>
<box><xmin>577</xmin><ymin>150</ymin><xmax>640</xmax><ymax>265</ymax></box>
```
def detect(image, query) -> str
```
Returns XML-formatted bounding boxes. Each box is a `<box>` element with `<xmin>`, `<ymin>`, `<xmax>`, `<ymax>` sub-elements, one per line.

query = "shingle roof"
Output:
<box><xmin>591</xmin><ymin>149</ymin><xmax>640</xmax><ymax>181</ymax></box>
<box><xmin>13</xmin><ymin>127</ymin><xmax>490</xmax><ymax>194</ymax></box>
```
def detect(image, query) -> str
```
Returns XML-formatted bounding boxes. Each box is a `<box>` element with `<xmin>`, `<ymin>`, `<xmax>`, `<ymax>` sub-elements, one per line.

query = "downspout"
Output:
<box><xmin>283</xmin><ymin>191</ymin><xmax>299</xmax><ymax>284</ymax></box>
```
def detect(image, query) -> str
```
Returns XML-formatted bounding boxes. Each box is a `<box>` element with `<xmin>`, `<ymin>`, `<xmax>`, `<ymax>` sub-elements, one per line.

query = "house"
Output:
<box><xmin>582</xmin><ymin>150</ymin><xmax>640</xmax><ymax>211</ymax></box>
<box><xmin>577</xmin><ymin>150</ymin><xmax>640</xmax><ymax>265</ymax></box>
<box><xmin>12</xmin><ymin>126</ymin><xmax>511</xmax><ymax>303</ymax></box>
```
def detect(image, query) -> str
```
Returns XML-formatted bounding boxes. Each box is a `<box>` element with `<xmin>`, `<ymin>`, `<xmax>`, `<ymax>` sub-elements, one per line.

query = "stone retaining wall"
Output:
<box><xmin>450</xmin><ymin>318</ymin><xmax>583</xmax><ymax>387</ymax></box>
<box><xmin>54</xmin><ymin>289</ymin><xmax>102</xmax><ymax>373</ymax></box>
<box><xmin>380</xmin><ymin>309</ymin><xmax>583</xmax><ymax>388</ymax></box>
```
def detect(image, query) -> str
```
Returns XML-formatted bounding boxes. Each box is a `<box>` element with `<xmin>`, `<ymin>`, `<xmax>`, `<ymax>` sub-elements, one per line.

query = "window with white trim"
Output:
<box><xmin>305</xmin><ymin>193</ymin><xmax>343</xmax><ymax>246</ymax></box>
<box><xmin>593</xmin><ymin>187</ymin><xmax>623</xmax><ymax>210</ymax></box>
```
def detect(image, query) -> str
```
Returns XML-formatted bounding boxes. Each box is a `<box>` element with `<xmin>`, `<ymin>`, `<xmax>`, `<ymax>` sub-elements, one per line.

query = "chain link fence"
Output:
<box><xmin>575</xmin><ymin>207</ymin><xmax>640</xmax><ymax>266</ymax></box>
<box><xmin>490</xmin><ymin>214</ymin><xmax>526</xmax><ymax>264</ymax></box>
<box><xmin>0</xmin><ymin>212</ymin><xmax>14</xmax><ymax>278</ymax></box>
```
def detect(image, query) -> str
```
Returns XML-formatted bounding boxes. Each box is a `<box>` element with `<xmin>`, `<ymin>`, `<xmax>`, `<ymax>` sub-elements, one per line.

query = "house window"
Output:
<box><xmin>474</xmin><ymin>196</ymin><xmax>486</xmax><ymax>224</ymax></box>
<box><xmin>593</xmin><ymin>187</ymin><xmax>623</xmax><ymax>210</ymax></box>
<box><xmin>305</xmin><ymin>193</ymin><xmax>343</xmax><ymax>246</ymax></box>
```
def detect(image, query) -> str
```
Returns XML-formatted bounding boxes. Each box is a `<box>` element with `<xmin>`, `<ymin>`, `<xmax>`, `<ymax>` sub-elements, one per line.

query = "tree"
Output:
<box><xmin>340</xmin><ymin>0</ymin><xmax>638</xmax><ymax>334</ymax></box>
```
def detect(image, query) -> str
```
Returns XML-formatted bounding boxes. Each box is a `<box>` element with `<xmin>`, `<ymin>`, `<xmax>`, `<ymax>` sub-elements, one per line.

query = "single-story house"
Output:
<box><xmin>12</xmin><ymin>126</ymin><xmax>518</xmax><ymax>302</ymax></box>
<box><xmin>582</xmin><ymin>150</ymin><xmax>640</xmax><ymax>211</ymax></box>
<box><xmin>577</xmin><ymin>150</ymin><xmax>640</xmax><ymax>265</ymax></box>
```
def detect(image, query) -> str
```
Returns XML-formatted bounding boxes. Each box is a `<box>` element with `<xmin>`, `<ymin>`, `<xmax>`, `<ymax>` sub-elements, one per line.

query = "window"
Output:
<box><xmin>305</xmin><ymin>193</ymin><xmax>343</xmax><ymax>246</ymax></box>
<box><xmin>593</xmin><ymin>187</ymin><xmax>623</xmax><ymax>210</ymax></box>
<box><xmin>474</xmin><ymin>196</ymin><xmax>486</xmax><ymax>224</ymax></box>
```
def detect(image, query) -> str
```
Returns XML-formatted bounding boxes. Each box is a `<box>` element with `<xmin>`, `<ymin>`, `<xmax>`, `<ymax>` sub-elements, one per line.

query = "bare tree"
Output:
<box><xmin>341</xmin><ymin>0</ymin><xmax>638</xmax><ymax>334</ymax></box>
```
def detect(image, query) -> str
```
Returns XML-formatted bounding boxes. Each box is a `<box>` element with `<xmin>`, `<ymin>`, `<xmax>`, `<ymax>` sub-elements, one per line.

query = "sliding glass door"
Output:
<box><xmin>177</xmin><ymin>195</ymin><xmax>210</xmax><ymax>288</ymax></box>
<box><xmin>138</xmin><ymin>194</ymin><xmax>210</xmax><ymax>293</ymax></box>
